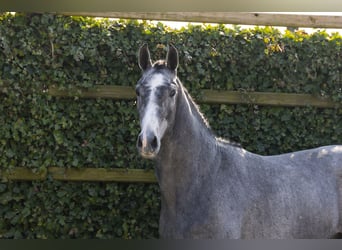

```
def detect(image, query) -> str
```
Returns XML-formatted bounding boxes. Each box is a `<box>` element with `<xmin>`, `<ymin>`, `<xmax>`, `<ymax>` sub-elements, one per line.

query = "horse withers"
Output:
<box><xmin>135</xmin><ymin>43</ymin><xmax>342</xmax><ymax>239</ymax></box>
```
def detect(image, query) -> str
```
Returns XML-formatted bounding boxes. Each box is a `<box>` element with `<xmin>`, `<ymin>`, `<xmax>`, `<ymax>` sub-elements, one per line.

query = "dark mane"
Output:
<box><xmin>177</xmin><ymin>78</ymin><xmax>241</xmax><ymax>148</ymax></box>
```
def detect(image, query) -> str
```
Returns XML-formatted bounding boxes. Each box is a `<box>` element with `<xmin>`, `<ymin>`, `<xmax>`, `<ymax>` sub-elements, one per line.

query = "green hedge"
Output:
<box><xmin>0</xmin><ymin>13</ymin><xmax>341</xmax><ymax>238</ymax></box>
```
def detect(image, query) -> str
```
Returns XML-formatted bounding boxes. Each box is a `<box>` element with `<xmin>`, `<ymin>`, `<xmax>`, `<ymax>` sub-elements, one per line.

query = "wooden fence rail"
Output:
<box><xmin>0</xmin><ymin>84</ymin><xmax>339</xmax><ymax>108</ymax></box>
<box><xmin>1</xmin><ymin>167</ymin><xmax>157</xmax><ymax>183</ymax></box>
<box><xmin>0</xmin><ymin>85</ymin><xmax>338</xmax><ymax>108</ymax></box>
<box><xmin>48</xmin><ymin>85</ymin><xmax>338</xmax><ymax>108</ymax></box>
<box><xmin>61</xmin><ymin>12</ymin><xmax>342</xmax><ymax>29</ymax></box>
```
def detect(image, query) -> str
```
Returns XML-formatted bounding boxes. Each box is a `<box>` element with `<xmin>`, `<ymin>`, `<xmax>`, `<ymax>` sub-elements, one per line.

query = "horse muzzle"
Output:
<box><xmin>137</xmin><ymin>131</ymin><xmax>160</xmax><ymax>159</ymax></box>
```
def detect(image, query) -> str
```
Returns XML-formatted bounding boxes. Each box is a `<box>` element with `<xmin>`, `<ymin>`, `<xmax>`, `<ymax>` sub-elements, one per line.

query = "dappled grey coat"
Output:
<box><xmin>136</xmin><ymin>43</ymin><xmax>342</xmax><ymax>239</ymax></box>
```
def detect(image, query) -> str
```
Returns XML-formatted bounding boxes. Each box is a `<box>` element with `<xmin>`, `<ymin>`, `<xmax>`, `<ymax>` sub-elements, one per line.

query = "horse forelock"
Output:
<box><xmin>139</xmin><ymin>60</ymin><xmax>174</xmax><ymax>84</ymax></box>
<box><xmin>152</xmin><ymin>60</ymin><xmax>167</xmax><ymax>68</ymax></box>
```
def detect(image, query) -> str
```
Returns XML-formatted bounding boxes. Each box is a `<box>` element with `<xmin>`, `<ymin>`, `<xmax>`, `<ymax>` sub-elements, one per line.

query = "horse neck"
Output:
<box><xmin>156</xmin><ymin>83</ymin><xmax>217</xmax><ymax>193</ymax></box>
<box><xmin>154</xmin><ymin>83</ymin><xmax>222</xmax><ymax>225</ymax></box>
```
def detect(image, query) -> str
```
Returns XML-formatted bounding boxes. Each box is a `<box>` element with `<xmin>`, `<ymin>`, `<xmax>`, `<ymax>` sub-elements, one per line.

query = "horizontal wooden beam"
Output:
<box><xmin>49</xmin><ymin>167</ymin><xmax>156</xmax><ymax>183</ymax></box>
<box><xmin>47</xmin><ymin>85</ymin><xmax>135</xmax><ymax>100</ymax></box>
<box><xmin>201</xmin><ymin>89</ymin><xmax>337</xmax><ymax>108</ymax></box>
<box><xmin>47</xmin><ymin>85</ymin><xmax>338</xmax><ymax>108</ymax></box>
<box><xmin>1</xmin><ymin>167</ymin><xmax>157</xmax><ymax>183</ymax></box>
<box><xmin>61</xmin><ymin>12</ymin><xmax>342</xmax><ymax>29</ymax></box>
<box><xmin>0</xmin><ymin>168</ymin><xmax>47</xmax><ymax>181</ymax></box>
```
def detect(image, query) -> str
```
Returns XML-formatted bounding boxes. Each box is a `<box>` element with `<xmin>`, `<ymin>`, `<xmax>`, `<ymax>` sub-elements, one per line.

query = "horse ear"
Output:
<box><xmin>166</xmin><ymin>43</ymin><xmax>179</xmax><ymax>71</ymax></box>
<box><xmin>138</xmin><ymin>43</ymin><xmax>152</xmax><ymax>71</ymax></box>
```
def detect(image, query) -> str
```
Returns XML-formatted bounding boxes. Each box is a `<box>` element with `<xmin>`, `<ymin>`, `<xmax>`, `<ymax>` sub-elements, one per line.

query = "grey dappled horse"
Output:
<box><xmin>135</xmin><ymin>43</ymin><xmax>342</xmax><ymax>239</ymax></box>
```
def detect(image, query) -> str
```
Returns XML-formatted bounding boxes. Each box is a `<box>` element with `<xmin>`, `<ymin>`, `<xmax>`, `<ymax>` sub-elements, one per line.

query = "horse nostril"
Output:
<box><xmin>137</xmin><ymin>134</ymin><xmax>143</xmax><ymax>148</ymax></box>
<box><xmin>151</xmin><ymin>136</ymin><xmax>158</xmax><ymax>151</ymax></box>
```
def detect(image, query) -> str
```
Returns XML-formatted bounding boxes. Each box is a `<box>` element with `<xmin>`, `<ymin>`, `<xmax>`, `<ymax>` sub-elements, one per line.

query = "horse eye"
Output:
<box><xmin>170</xmin><ymin>89</ymin><xmax>176</xmax><ymax>97</ymax></box>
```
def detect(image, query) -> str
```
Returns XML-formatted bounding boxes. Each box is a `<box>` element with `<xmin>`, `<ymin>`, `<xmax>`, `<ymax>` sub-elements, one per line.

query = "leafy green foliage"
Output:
<box><xmin>0</xmin><ymin>13</ymin><xmax>341</xmax><ymax>238</ymax></box>
<box><xmin>0</xmin><ymin>181</ymin><xmax>160</xmax><ymax>239</ymax></box>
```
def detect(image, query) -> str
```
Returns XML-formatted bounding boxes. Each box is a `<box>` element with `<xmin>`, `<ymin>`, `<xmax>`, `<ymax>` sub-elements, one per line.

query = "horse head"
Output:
<box><xmin>136</xmin><ymin>44</ymin><xmax>179</xmax><ymax>159</ymax></box>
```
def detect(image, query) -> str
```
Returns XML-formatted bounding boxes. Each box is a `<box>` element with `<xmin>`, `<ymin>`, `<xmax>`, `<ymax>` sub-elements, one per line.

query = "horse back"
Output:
<box><xmin>214</xmin><ymin>145</ymin><xmax>342</xmax><ymax>238</ymax></box>
<box><xmin>254</xmin><ymin>145</ymin><xmax>342</xmax><ymax>238</ymax></box>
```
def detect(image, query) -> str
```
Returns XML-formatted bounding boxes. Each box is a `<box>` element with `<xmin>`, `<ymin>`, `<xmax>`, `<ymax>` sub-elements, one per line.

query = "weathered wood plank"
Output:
<box><xmin>2</xmin><ymin>85</ymin><xmax>338</xmax><ymax>108</ymax></box>
<box><xmin>47</xmin><ymin>85</ymin><xmax>135</xmax><ymax>99</ymax></box>
<box><xmin>0</xmin><ymin>168</ymin><xmax>47</xmax><ymax>181</ymax></box>
<box><xmin>48</xmin><ymin>85</ymin><xmax>338</xmax><ymax>108</ymax></box>
<box><xmin>61</xmin><ymin>12</ymin><xmax>342</xmax><ymax>29</ymax></box>
<box><xmin>201</xmin><ymin>90</ymin><xmax>337</xmax><ymax>108</ymax></box>
<box><xmin>0</xmin><ymin>167</ymin><xmax>157</xmax><ymax>183</ymax></box>
<box><xmin>49</xmin><ymin>167</ymin><xmax>157</xmax><ymax>183</ymax></box>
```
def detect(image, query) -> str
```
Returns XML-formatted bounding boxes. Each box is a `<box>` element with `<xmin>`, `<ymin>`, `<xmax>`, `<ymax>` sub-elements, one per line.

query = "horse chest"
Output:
<box><xmin>158</xmin><ymin>178</ymin><xmax>243</xmax><ymax>239</ymax></box>
<box><xmin>159</xmin><ymin>198</ymin><xmax>243</xmax><ymax>239</ymax></box>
